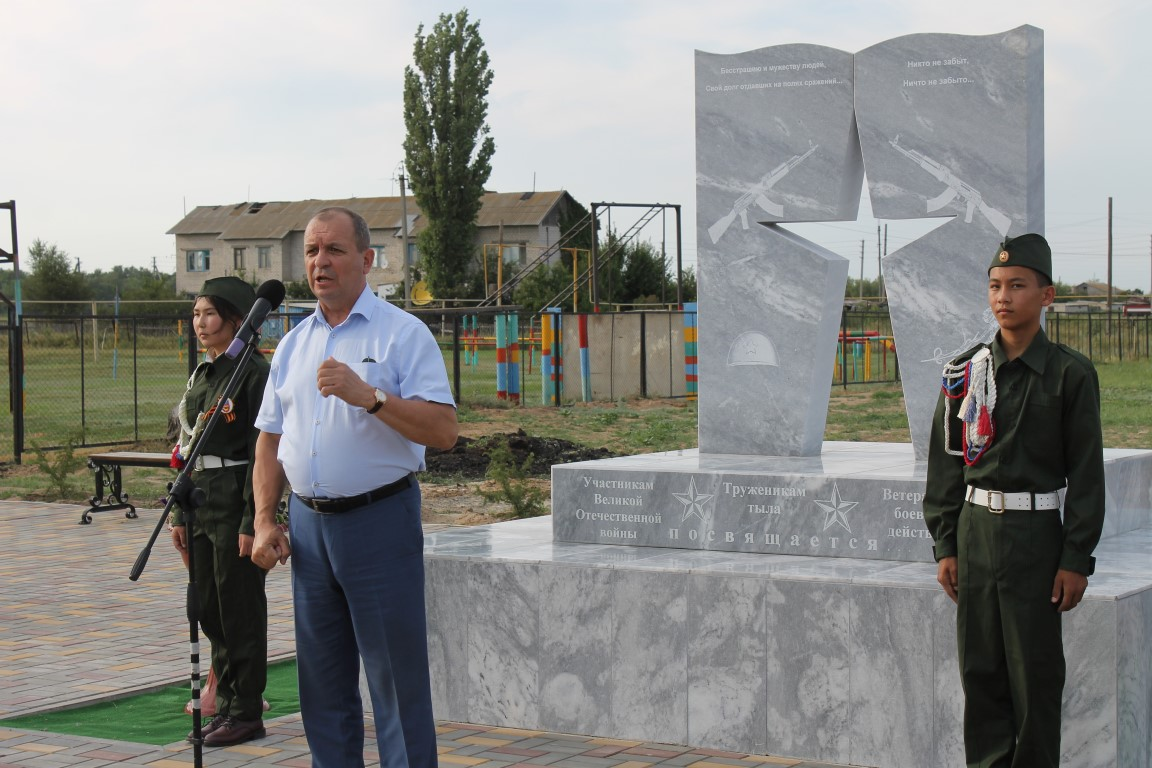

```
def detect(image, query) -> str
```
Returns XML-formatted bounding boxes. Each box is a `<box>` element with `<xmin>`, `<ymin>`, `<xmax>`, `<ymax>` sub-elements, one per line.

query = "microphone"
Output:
<box><xmin>226</xmin><ymin>279</ymin><xmax>286</xmax><ymax>359</ymax></box>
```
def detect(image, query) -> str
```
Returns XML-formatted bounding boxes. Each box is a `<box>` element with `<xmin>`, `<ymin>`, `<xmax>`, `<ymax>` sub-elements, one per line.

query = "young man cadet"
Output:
<box><xmin>924</xmin><ymin>233</ymin><xmax>1105</xmax><ymax>768</ymax></box>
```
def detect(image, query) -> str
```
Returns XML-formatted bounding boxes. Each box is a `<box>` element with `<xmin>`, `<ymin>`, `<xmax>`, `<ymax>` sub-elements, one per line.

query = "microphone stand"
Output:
<box><xmin>129</xmin><ymin>331</ymin><xmax>265</xmax><ymax>768</ymax></box>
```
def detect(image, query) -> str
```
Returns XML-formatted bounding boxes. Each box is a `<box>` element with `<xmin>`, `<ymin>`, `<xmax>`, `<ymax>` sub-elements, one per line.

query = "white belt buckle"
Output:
<box><xmin>987</xmin><ymin>490</ymin><xmax>1005</xmax><ymax>514</ymax></box>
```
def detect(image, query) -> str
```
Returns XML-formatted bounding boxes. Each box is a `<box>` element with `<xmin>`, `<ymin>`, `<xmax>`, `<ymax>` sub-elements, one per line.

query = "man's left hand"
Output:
<box><xmin>317</xmin><ymin>357</ymin><xmax>374</xmax><ymax>409</ymax></box>
<box><xmin>1051</xmin><ymin>569</ymin><xmax>1088</xmax><ymax>612</ymax></box>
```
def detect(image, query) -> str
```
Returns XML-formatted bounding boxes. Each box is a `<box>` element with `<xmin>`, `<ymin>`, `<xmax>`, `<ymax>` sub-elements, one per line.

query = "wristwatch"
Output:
<box><xmin>367</xmin><ymin>388</ymin><xmax>387</xmax><ymax>414</ymax></box>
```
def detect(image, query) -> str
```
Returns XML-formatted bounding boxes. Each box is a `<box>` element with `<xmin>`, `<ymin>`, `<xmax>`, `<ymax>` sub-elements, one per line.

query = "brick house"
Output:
<box><xmin>168</xmin><ymin>190</ymin><xmax>580</xmax><ymax>298</ymax></box>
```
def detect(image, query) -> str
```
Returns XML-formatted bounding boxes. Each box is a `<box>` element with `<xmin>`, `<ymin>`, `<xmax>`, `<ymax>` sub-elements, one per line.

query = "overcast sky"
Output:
<box><xmin>3</xmin><ymin>0</ymin><xmax>1150</xmax><ymax>291</ymax></box>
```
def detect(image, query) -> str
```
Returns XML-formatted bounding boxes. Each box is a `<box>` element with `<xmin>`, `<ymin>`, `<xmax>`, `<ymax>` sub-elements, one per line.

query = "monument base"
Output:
<box><xmin>425</xmin><ymin>515</ymin><xmax>1152</xmax><ymax>768</ymax></box>
<box><xmin>551</xmin><ymin>443</ymin><xmax>1152</xmax><ymax>562</ymax></box>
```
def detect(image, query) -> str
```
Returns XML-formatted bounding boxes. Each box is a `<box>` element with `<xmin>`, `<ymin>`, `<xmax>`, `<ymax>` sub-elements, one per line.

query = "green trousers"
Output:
<box><xmin>189</xmin><ymin>467</ymin><xmax>267</xmax><ymax>721</ymax></box>
<box><xmin>957</xmin><ymin>500</ymin><xmax>1065</xmax><ymax>768</ymax></box>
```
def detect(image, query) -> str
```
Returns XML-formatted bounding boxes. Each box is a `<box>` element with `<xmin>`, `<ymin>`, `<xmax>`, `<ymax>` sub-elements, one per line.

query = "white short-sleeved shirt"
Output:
<box><xmin>255</xmin><ymin>286</ymin><xmax>455</xmax><ymax>498</ymax></box>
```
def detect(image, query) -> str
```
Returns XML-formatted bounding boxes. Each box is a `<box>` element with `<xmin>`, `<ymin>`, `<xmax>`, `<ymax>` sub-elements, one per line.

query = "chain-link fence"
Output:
<box><xmin>16</xmin><ymin>314</ymin><xmax>193</xmax><ymax>453</ymax></box>
<box><xmin>3</xmin><ymin>306</ymin><xmax>1146</xmax><ymax>463</ymax></box>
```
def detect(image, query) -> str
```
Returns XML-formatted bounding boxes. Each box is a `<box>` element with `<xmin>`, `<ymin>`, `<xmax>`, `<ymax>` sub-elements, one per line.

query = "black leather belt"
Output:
<box><xmin>294</xmin><ymin>473</ymin><xmax>414</xmax><ymax>514</ymax></box>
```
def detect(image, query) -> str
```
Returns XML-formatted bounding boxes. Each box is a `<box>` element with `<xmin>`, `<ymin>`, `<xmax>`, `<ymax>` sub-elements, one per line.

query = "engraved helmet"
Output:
<box><xmin>727</xmin><ymin>331</ymin><xmax>778</xmax><ymax>366</ymax></box>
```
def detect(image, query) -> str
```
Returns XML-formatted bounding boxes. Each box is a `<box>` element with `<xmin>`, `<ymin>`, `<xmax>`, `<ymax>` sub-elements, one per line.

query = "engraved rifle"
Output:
<box><xmin>708</xmin><ymin>142</ymin><xmax>818</xmax><ymax>244</ymax></box>
<box><xmin>889</xmin><ymin>135</ymin><xmax>1011</xmax><ymax>236</ymax></box>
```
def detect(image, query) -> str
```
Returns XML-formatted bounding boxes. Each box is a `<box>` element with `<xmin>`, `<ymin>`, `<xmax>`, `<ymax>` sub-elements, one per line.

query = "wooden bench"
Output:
<box><xmin>82</xmin><ymin>451</ymin><xmax>174</xmax><ymax>524</ymax></box>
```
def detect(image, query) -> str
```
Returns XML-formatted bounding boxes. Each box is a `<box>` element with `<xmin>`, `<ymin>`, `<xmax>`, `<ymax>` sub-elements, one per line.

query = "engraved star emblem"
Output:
<box><xmin>814</xmin><ymin>482</ymin><xmax>857</xmax><ymax>533</ymax></box>
<box><xmin>673</xmin><ymin>477</ymin><xmax>715</xmax><ymax>522</ymax></box>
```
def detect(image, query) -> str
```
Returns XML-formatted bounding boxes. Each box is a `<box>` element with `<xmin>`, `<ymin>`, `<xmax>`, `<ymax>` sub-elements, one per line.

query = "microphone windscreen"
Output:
<box><xmin>256</xmin><ymin>279</ymin><xmax>286</xmax><ymax>310</ymax></box>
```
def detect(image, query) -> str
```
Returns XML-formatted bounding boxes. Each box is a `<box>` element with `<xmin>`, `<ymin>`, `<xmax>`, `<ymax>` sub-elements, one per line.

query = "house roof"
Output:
<box><xmin>167</xmin><ymin>190</ymin><xmax>571</xmax><ymax>241</ymax></box>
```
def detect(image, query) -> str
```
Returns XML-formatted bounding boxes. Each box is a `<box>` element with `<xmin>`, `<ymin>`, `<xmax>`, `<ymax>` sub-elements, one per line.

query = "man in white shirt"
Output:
<box><xmin>252</xmin><ymin>206</ymin><xmax>457</xmax><ymax>768</ymax></box>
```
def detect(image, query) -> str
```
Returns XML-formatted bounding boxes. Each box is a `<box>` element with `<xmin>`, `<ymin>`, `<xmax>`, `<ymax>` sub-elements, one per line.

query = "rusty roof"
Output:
<box><xmin>167</xmin><ymin>191</ymin><xmax>570</xmax><ymax>240</ymax></box>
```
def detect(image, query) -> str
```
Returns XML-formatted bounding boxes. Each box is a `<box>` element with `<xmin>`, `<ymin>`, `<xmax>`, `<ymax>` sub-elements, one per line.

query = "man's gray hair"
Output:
<box><xmin>313</xmin><ymin>206</ymin><xmax>371</xmax><ymax>252</ymax></box>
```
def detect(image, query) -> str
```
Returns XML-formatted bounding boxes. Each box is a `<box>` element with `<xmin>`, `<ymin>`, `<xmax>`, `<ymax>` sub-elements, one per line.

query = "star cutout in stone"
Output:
<box><xmin>814</xmin><ymin>482</ymin><xmax>857</xmax><ymax>533</ymax></box>
<box><xmin>673</xmin><ymin>477</ymin><xmax>715</xmax><ymax>522</ymax></box>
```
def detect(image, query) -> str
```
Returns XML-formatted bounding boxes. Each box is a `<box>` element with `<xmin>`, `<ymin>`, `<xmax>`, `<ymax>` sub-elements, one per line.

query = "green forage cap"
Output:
<box><xmin>989</xmin><ymin>233</ymin><xmax>1052</xmax><ymax>282</ymax></box>
<box><xmin>198</xmin><ymin>276</ymin><xmax>256</xmax><ymax>316</ymax></box>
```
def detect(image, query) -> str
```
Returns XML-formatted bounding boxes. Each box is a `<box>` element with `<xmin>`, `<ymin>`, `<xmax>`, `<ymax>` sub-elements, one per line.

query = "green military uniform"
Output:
<box><xmin>924</xmin><ymin>235</ymin><xmax>1106</xmax><ymax>768</ymax></box>
<box><xmin>172</xmin><ymin>279</ymin><xmax>271</xmax><ymax>723</ymax></box>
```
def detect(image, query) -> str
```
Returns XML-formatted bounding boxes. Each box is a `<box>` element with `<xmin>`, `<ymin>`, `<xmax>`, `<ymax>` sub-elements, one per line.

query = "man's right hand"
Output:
<box><xmin>937</xmin><ymin>556</ymin><xmax>958</xmax><ymax>603</ymax></box>
<box><xmin>252</xmin><ymin>521</ymin><xmax>291</xmax><ymax>570</ymax></box>
<box><xmin>251</xmin><ymin>431</ymin><xmax>289</xmax><ymax>570</ymax></box>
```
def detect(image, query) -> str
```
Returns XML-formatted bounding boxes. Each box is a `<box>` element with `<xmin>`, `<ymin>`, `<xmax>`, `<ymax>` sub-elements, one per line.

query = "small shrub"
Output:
<box><xmin>29</xmin><ymin>431</ymin><xmax>87</xmax><ymax>500</ymax></box>
<box><xmin>478</xmin><ymin>439</ymin><xmax>548</xmax><ymax>519</ymax></box>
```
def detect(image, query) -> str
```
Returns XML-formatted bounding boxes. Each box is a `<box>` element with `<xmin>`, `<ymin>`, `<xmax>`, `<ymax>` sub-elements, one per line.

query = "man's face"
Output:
<box><xmin>987</xmin><ymin>265</ymin><xmax>1054</xmax><ymax>333</ymax></box>
<box><xmin>304</xmin><ymin>212</ymin><xmax>372</xmax><ymax>312</ymax></box>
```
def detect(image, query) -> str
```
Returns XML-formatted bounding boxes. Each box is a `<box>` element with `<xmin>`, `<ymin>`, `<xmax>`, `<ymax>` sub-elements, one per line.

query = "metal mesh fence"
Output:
<box><xmin>3</xmin><ymin>307</ymin><xmax>1145</xmax><ymax>463</ymax></box>
<box><xmin>0</xmin><ymin>320</ymin><xmax>12</xmax><ymax>464</ymax></box>
<box><xmin>18</xmin><ymin>314</ymin><xmax>193</xmax><ymax>451</ymax></box>
<box><xmin>1047</xmin><ymin>311</ymin><xmax>1152</xmax><ymax>363</ymax></box>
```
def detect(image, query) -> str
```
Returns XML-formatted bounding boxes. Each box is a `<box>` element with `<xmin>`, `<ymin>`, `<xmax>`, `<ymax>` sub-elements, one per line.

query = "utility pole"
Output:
<box><xmin>1107</xmin><ymin>196</ymin><xmax>1113</xmax><ymax>337</ymax></box>
<box><xmin>859</xmin><ymin>240</ymin><xmax>865</xmax><ymax>300</ymax></box>
<box><xmin>399</xmin><ymin>169</ymin><xmax>411</xmax><ymax>308</ymax></box>
<box><xmin>877</xmin><ymin>224</ymin><xmax>885</xmax><ymax>300</ymax></box>
<box><xmin>496</xmin><ymin>220</ymin><xmax>504</xmax><ymax>307</ymax></box>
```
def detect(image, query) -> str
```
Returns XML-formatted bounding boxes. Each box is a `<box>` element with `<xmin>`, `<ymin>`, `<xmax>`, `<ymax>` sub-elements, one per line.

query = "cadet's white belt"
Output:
<box><xmin>194</xmin><ymin>455</ymin><xmax>249</xmax><ymax>471</ymax></box>
<box><xmin>967</xmin><ymin>485</ymin><xmax>1060</xmax><ymax>513</ymax></box>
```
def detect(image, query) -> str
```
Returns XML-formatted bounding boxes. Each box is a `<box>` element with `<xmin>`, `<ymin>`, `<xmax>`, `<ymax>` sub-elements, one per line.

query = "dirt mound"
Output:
<box><xmin>426</xmin><ymin>429</ymin><xmax>615</xmax><ymax>479</ymax></box>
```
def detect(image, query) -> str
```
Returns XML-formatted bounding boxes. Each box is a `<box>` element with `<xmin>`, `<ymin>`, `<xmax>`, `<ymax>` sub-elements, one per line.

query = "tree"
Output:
<box><xmin>620</xmin><ymin>241</ymin><xmax>671</xmax><ymax>305</ymax></box>
<box><xmin>403</xmin><ymin>8</ymin><xmax>496</xmax><ymax>299</ymax></box>
<box><xmin>510</xmin><ymin>261</ymin><xmax>573</xmax><ymax>313</ymax></box>
<box><xmin>24</xmin><ymin>239</ymin><xmax>89</xmax><ymax>313</ymax></box>
<box><xmin>284</xmin><ymin>279</ymin><xmax>313</xmax><ymax>300</ymax></box>
<box><xmin>679</xmin><ymin>266</ymin><xmax>698</xmax><ymax>304</ymax></box>
<box><xmin>86</xmin><ymin>266</ymin><xmax>179</xmax><ymax>315</ymax></box>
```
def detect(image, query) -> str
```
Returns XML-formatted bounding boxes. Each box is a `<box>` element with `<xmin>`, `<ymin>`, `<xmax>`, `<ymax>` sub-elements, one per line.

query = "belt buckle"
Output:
<box><xmin>193</xmin><ymin>456</ymin><xmax>204</xmax><ymax>472</ymax></box>
<box><xmin>987</xmin><ymin>490</ymin><xmax>1005</xmax><ymax>514</ymax></box>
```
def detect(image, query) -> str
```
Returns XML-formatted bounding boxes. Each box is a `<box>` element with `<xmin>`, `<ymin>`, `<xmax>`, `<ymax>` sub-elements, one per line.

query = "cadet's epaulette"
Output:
<box><xmin>940</xmin><ymin>344</ymin><xmax>996</xmax><ymax>465</ymax></box>
<box><xmin>1053</xmin><ymin>341</ymin><xmax>1094</xmax><ymax>369</ymax></box>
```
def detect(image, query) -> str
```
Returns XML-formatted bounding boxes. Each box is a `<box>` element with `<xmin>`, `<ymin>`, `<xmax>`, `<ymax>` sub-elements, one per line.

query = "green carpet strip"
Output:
<box><xmin>1</xmin><ymin>660</ymin><xmax>299</xmax><ymax>746</ymax></box>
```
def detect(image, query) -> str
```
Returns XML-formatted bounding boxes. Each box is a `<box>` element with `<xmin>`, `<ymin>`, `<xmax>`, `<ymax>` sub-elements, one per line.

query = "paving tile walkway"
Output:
<box><xmin>0</xmin><ymin>501</ymin><xmax>855</xmax><ymax>767</ymax></box>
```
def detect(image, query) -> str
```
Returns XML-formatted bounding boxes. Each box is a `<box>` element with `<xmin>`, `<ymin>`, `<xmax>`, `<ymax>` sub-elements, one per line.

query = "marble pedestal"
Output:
<box><xmin>425</xmin><ymin>515</ymin><xmax>1152</xmax><ymax>768</ymax></box>
<box><xmin>425</xmin><ymin>443</ymin><xmax>1152</xmax><ymax>767</ymax></box>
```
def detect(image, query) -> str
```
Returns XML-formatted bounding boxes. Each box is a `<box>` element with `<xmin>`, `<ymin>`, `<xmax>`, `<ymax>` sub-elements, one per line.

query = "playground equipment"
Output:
<box><xmin>684</xmin><ymin>302</ymin><xmax>698</xmax><ymax>399</ymax></box>
<box><xmin>834</xmin><ymin>329</ymin><xmax>896</xmax><ymax>383</ymax></box>
<box><xmin>540</xmin><ymin>309</ymin><xmax>563</xmax><ymax>405</ymax></box>
<box><xmin>494</xmin><ymin>314</ymin><xmax>521</xmax><ymax>403</ymax></box>
<box><xmin>411</xmin><ymin>281</ymin><xmax>433</xmax><ymax>306</ymax></box>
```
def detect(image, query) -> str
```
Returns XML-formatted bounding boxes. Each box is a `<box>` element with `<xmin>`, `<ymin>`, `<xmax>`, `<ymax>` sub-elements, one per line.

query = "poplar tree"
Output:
<box><xmin>402</xmin><ymin>8</ymin><xmax>496</xmax><ymax>299</ymax></box>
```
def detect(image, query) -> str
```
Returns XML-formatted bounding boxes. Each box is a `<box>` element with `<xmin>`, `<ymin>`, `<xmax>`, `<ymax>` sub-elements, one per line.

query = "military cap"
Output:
<box><xmin>198</xmin><ymin>276</ymin><xmax>255</xmax><ymax>317</ymax></box>
<box><xmin>989</xmin><ymin>233</ymin><xmax>1052</xmax><ymax>282</ymax></box>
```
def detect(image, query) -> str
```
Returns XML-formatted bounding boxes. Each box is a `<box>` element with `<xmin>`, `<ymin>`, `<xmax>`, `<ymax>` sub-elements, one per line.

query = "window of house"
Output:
<box><xmin>492</xmin><ymin>243</ymin><xmax>527</xmax><ymax>265</ymax></box>
<box><xmin>233</xmin><ymin>247</ymin><xmax>246</xmax><ymax>270</ymax></box>
<box><xmin>406</xmin><ymin>242</ymin><xmax>418</xmax><ymax>266</ymax></box>
<box><xmin>257</xmin><ymin>246</ymin><xmax>272</xmax><ymax>268</ymax></box>
<box><xmin>371</xmin><ymin>245</ymin><xmax>388</xmax><ymax>269</ymax></box>
<box><xmin>186</xmin><ymin>250</ymin><xmax>210</xmax><ymax>272</ymax></box>
<box><xmin>506</xmin><ymin>244</ymin><xmax>527</xmax><ymax>265</ymax></box>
